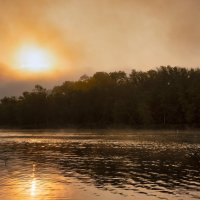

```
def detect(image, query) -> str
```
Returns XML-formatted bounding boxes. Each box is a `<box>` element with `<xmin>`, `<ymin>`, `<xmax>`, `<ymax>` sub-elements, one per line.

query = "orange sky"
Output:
<box><xmin>0</xmin><ymin>0</ymin><xmax>200</xmax><ymax>96</ymax></box>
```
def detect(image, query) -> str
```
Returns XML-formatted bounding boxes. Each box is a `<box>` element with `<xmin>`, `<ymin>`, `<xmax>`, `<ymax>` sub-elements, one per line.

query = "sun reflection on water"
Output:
<box><xmin>30</xmin><ymin>164</ymin><xmax>37</xmax><ymax>197</ymax></box>
<box><xmin>31</xmin><ymin>178</ymin><xmax>37</xmax><ymax>197</ymax></box>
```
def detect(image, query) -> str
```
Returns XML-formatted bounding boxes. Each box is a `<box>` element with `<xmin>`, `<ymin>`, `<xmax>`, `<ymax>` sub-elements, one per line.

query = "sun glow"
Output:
<box><xmin>16</xmin><ymin>44</ymin><xmax>56</xmax><ymax>73</ymax></box>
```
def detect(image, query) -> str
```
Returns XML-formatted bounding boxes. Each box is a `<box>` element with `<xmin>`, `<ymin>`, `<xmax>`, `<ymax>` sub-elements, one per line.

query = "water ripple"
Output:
<box><xmin>0</xmin><ymin>131</ymin><xmax>199</xmax><ymax>200</ymax></box>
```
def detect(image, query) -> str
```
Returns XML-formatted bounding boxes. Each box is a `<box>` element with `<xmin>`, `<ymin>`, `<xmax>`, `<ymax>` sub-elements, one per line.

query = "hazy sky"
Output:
<box><xmin>0</xmin><ymin>0</ymin><xmax>200</xmax><ymax>97</ymax></box>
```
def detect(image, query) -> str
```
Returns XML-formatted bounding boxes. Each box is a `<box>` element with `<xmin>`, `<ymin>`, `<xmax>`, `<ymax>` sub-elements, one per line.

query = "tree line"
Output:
<box><xmin>0</xmin><ymin>66</ymin><xmax>200</xmax><ymax>128</ymax></box>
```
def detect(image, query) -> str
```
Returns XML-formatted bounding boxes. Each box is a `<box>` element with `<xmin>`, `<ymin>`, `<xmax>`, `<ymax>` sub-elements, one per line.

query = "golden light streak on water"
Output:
<box><xmin>30</xmin><ymin>178</ymin><xmax>37</xmax><ymax>197</ymax></box>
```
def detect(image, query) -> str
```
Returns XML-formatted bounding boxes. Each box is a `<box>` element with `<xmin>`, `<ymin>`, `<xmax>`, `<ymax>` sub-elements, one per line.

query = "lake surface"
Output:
<box><xmin>0</xmin><ymin>130</ymin><xmax>199</xmax><ymax>200</ymax></box>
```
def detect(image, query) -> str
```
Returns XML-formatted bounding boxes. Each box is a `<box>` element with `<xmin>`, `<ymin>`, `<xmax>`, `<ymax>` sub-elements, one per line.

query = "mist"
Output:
<box><xmin>0</xmin><ymin>0</ymin><xmax>200</xmax><ymax>97</ymax></box>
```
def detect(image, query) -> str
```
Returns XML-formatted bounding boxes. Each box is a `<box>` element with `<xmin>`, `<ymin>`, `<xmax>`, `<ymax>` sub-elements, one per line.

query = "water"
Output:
<box><xmin>0</xmin><ymin>130</ymin><xmax>199</xmax><ymax>200</ymax></box>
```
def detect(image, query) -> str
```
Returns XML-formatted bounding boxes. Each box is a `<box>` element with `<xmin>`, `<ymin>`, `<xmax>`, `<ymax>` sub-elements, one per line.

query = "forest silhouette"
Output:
<box><xmin>0</xmin><ymin>66</ymin><xmax>200</xmax><ymax>128</ymax></box>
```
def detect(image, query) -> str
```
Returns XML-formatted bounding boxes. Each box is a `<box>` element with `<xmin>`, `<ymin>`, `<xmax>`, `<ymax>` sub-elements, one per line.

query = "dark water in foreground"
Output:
<box><xmin>0</xmin><ymin>130</ymin><xmax>199</xmax><ymax>200</ymax></box>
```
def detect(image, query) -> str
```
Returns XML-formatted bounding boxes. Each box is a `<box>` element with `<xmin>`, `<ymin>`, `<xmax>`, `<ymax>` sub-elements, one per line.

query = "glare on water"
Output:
<box><xmin>30</xmin><ymin>164</ymin><xmax>36</xmax><ymax>197</ymax></box>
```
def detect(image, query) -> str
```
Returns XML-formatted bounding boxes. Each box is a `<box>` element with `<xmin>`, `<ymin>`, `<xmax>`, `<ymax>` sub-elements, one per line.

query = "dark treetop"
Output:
<box><xmin>1</xmin><ymin>66</ymin><xmax>200</xmax><ymax>128</ymax></box>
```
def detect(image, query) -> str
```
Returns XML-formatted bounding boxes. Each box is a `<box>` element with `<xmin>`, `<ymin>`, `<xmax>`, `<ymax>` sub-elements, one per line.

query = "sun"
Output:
<box><xmin>16</xmin><ymin>44</ymin><xmax>55</xmax><ymax>73</ymax></box>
